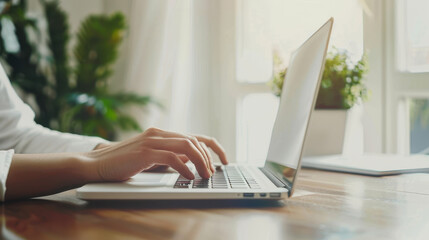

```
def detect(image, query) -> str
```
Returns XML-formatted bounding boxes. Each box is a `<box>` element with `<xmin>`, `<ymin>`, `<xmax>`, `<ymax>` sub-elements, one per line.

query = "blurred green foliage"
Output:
<box><xmin>0</xmin><ymin>0</ymin><xmax>156</xmax><ymax>140</ymax></box>
<box><xmin>269</xmin><ymin>48</ymin><xmax>369</xmax><ymax>109</ymax></box>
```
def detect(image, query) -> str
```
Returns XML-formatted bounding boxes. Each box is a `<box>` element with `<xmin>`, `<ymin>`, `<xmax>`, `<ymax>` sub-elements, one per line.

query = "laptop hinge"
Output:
<box><xmin>260</xmin><ymin>167</ymin><xmax>289</xmax><ymax>189</ymax></box>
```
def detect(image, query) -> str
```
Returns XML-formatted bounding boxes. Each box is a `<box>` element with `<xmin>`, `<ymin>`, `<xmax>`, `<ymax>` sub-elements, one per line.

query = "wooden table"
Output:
<box><xmin>2</xmin><ymin>169</ymin><xmax>429</xmax><ymax>240</ymax></box>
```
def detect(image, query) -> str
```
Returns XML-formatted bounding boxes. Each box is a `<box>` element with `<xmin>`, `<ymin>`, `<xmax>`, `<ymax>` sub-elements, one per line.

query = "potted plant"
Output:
<box><xmin>0</xmin><ymin>0</ymin><xmax>158</xmax><ymax>140</ymax></box>
<box><xmin>269</xmin><ymin>48</ymin><xmax>369</xmax><ymax>156</ymax></box>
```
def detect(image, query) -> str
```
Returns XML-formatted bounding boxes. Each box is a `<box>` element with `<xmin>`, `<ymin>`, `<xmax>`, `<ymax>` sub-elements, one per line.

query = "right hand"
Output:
<box><xmin>85</xmin><ymin>127</ymin><xmax>228</xmax><ymax>182</ymax></box>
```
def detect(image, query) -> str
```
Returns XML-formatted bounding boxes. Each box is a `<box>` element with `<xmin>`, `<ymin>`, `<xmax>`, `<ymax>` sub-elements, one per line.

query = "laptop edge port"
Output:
<box><xmin>243</xmin><ymin>193</ymin><xmax>254</xmax><ymax>197</ymax></box>
<box><xmin>259</xmin><ymin>193</ymin><xmax>267</xmax><ymax>197</ymax></box>
<box><xmin>269</xmin><ymin>193</ymin><xmax>281</xmax><ymax>198</ymax></box>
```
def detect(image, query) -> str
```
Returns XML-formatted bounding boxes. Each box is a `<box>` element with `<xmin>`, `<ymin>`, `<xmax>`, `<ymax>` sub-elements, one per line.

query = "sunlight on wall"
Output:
<box><xmin>236</xmin><ymin>0</ymin><xmax>363</xmax><ymax>83</ymax></box>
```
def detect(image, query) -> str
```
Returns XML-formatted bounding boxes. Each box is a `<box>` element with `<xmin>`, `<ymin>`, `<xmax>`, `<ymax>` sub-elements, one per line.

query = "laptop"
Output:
<box><xmin>76</xmin><ymin>18</ymin><xmax>333</xmax><ymax>200</ymax></box>
<box><xmin>302</xmin><ymin>154</ymin><xmax>429</xmax><ymax>176</ymax></box>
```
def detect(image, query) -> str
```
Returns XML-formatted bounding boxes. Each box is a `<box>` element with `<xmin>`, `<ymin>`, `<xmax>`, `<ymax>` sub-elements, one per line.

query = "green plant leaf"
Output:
<box><xmin>0</xmin><ymin>3</ymin><xmax>159</xmax><ymax>140</ymax></box>
<box><xmin>74</xmin><ymin>13</ymin><xmax>126</xmax><ymax>93</ymax></box>
<box><xmin>43</xmin><ymin>0</ymin><xmax>70</xmax><ymax>98</ymax></box>
<box><xmin>269</xmin><ymin>48</ymin><xmax>369</xmax><ymax>109</ymax></box>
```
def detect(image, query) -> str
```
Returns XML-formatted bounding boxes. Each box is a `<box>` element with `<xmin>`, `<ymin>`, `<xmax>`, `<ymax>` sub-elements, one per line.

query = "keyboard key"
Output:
<box><xmin>231</xmin><ymin>183</ymin><xmax>246</xmax><ymax>186</ymax></box>
<box><xmin>174</xmin><ymin>165</ymin><xmax>261</xmax><ymax>189</ymax></box>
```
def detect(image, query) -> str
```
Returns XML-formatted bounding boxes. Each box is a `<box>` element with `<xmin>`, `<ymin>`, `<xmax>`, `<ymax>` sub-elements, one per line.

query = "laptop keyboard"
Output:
<box><xmin>174</xmin><ymin>165</ymin><xmax>261</xmax><ymax>189</ymax></box>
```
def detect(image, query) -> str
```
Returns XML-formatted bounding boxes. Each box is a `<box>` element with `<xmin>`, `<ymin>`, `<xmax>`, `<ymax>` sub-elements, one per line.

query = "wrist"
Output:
<box><xmin>78</xmin><ymin>152</ymin><xmax>102</xmax><ymax>183</ymax></box>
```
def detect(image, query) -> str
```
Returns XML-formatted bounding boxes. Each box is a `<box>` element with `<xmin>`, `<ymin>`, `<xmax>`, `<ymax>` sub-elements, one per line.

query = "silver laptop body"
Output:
<box><xmin>77</xmin><ymin>18</ymin><xmax>333</xmax><ymax>200</ymax></box>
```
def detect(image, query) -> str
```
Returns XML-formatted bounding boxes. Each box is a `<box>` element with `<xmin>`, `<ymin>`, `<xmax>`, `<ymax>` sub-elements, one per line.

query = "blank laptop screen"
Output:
<box><xmin>265</xmin><ymin>19</ymin><xmax>333</xmax><ymax>191</ymax></box>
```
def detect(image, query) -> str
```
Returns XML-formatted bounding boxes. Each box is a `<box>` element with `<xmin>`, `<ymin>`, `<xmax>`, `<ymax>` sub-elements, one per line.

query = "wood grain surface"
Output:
<box><xmin>2</xmin><ymin>169</ymin><xmax>429</xmax><ymax>240</ymax></box>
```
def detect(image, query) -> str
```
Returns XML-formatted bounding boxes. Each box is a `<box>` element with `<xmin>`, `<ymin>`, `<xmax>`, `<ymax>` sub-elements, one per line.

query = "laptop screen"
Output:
<box><xmin>264</xmin><ymin>19</ymin><xmax>333</xmax><ymax>196</ymax></box>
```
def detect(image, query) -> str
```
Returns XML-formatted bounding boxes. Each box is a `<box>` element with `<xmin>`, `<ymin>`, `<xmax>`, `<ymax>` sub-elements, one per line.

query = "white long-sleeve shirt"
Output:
<box><xmin>0</xmin><ymin>64</ymin><xmax>108</xmax><ymax>201</ymax></box>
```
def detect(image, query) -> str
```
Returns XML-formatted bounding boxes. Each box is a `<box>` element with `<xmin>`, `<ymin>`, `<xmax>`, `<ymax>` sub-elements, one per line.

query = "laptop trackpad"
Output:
<box><xmin>126</xmin><ymin>173</ymin><xmax>176</xmax><ymax>187</ymax></box>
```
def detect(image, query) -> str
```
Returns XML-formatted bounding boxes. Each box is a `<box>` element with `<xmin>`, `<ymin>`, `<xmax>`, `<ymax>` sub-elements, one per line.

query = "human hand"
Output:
<box><xmin>94</xmin><ymin>142</ymin><xmax>181</xmax><ymax>172</ymax></box>
<box><xmin>85</xmin><ymin>127</ymin><xmax>228</xmax><ymax>182</ymax></box>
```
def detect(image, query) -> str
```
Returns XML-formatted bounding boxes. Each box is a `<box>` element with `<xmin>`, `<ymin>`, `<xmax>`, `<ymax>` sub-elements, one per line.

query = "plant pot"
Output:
<box><xmin>303</xmin><ymin>105</ymin><xmax>364</xmax><ymax>156</ymax></box>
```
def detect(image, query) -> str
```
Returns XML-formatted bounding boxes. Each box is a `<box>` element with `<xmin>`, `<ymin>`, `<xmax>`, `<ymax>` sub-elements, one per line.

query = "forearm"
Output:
<box><xmin>3</xmin><ymin>128</ymin><xmax>228</xmax><ymax>201</ymax></box>
<box><xmin>5</xmin><ymin>152</ymin><xmax>98</xmax><ymax>200</ymax></box>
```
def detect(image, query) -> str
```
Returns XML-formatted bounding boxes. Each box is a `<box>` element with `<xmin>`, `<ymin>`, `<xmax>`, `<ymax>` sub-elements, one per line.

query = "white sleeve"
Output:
<box><xmin>0</xmin><ymin>150</ymin><xmax>13</xmax><ymax>202</ymax></box>
<box><xmin>0</xmin><ymin>65</ymin><xmax>109</xmax><ymax>153</ymax></box>
<box><xmin>0</xmin><ymin>64</ymin><xmax>109</xmax><ymax>201</ymax></box>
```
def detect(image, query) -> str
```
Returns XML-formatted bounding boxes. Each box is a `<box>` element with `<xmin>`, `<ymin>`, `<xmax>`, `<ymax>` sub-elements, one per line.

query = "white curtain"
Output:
<box><xmin>114</xmin><ymin>0</ymin><xmax>215</xmax><ymax>139</ymax></box>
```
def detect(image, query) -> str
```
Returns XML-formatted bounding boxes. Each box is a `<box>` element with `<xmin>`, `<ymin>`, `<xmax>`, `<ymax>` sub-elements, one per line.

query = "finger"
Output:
<box><xmin>200</xmin><ymin>142</ymin><xmax>215</xmax><ymax>173</ymax></box>
<box><xmin>178</xmin><ymin>154</ymin><xmax>190</xmax><ymax>163</ymax></box>
<box><xmin>187</xmin><ymin>136</ymin><xmax>212</xmax><ymax>174</ymax></box>
<box><xmin>145</xmin><ymin>138</ymin><xmax>211</xmax><ymax>178</ymax></box>
<box><xmin>193</xmin><ymin>135</ymin><xmax>228</xmax><ymax>165</ymax></box>
<box><xmin>151</xmin><ymin>149</ymin><xmax>195</xmax><ymax>179</ymax></box>
<box><xmin>146</xmin><ymin>129</ymin><xmax>213</xmax><ymax>174</ymax></box>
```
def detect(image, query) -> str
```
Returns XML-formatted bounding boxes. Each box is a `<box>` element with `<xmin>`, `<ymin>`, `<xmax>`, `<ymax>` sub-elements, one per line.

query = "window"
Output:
<box><xmin>232</xmin><ymin>0</ymin><xmax>364</xmax><ymax>163</ymax></box>
<box><xmin>396</xmin><ymin>0</ymin><xmax>429</xmax><ymax>73</ymax></box>
<box><xmin>409</xmin><ymin>98</ymin><xmax>429</xmax><ymax>153</ymax></box>
<box><xmin>385</xmin><ymin>0</ymin><xmax>429</xmax><ymax>154</ymax></box>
